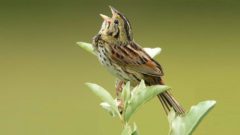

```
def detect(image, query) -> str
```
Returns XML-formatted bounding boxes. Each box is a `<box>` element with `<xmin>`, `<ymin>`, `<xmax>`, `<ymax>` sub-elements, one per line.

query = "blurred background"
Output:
<box><xmin>1</xmin><ymin>0</ymin><xmax>240</xmax><ymax>134</ymax></box>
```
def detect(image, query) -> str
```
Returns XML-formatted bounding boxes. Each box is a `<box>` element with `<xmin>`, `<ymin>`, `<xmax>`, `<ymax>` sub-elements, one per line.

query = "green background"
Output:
<box><xmin>1</xmin><ymin>0</ymin><xmax>239</xmax><ymax>134</ymax></box>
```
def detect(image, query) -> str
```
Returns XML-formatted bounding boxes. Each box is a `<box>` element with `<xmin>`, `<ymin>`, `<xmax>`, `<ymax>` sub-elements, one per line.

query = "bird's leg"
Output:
<box><xmin>116</xmin><ymin>80</ymin><xmax>124</xmax><ymax>97</ymax></box>
<box><xmin>115</xmin><ymin>80</ymin><xmax>125</xmax><ymax>114</ymax></box>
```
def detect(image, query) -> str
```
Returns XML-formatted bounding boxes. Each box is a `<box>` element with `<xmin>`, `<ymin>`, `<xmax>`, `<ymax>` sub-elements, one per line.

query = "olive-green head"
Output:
<box><xmin>99</xmin><ymin>6</ymin><xmax>133</xmax><ymax>43</ymax></box>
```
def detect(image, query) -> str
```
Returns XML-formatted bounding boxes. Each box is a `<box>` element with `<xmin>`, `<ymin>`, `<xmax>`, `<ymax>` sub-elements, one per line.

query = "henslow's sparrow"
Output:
<box><xmin>92</xmin><ymin>6</ymin><xmax>184</xmax><ymax>115</ymax></box>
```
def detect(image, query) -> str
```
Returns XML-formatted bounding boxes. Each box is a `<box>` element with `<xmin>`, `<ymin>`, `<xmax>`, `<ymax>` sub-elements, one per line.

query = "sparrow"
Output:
<box><xmin>92</xmin><ymin>6</ymin><xmax>184</xmax><ymax>115</ymax></box>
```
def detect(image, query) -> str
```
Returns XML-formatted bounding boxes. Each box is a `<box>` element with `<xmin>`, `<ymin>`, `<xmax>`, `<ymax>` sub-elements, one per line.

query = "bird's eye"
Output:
<box><xmin>114</xmin><ymin>20</ymin><xmax>119</xmax><ymax>24</ymax></box>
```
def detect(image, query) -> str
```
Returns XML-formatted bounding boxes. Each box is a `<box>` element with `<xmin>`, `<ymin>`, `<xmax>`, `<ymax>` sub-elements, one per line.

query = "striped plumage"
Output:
<box><xmin>93</xmin><ymin>6</ymin><xmax>184</xmax><ymax>115</ymax></box>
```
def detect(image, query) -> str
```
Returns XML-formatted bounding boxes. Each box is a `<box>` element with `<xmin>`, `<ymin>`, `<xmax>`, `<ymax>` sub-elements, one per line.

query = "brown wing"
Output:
<box><xmin>109</xmin><ymin>42</ymin><xmax>164</xmax><ymax>77</ymax></box>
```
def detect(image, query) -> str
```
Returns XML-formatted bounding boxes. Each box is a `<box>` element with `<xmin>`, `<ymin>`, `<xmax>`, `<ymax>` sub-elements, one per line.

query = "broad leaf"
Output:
<box><xmin>77</xmin><ymin>42</ymin><xmax>95</xmax><ymax>55</ymax></box>
<box><xmin>121</xmin><ymin>124</ymin><xmax>132</xmax><ymax>135</ymax></box>
<box><xmin>168</xmin><ymin>100</ymin><xmax>216</xmax><ymax>135</ymax></box>
<box><xmin>100</xmin><ymin>102</ymin><xmax>118</xmax><ymax>117</ymax></box>
<box><xmin>131</xmin><ymin>123</ymin><xmax>139</xmax><ymax>135</ymax></box>
<box><xmin>121</xmin><ymin>82</ymin><xmax>131</xmax><ymax>109</ymax></box>
<box><xmin>121</xmin><ymin>123</ymin><xmax>139</xmax><ymax>135</ymax></box>
<box><xmin>124</xmin><ymin>84</ymin><xmax>170</xmax><ymax>121</ymax></box>
<box><xmin>143</xmin><ymin>47</ymin><xmax>161</xmax><ymax>58</ymax></box>
<box><xmin>86</xmin><ymin>83</ymin><xmax>121</xmax><ymax>117</ymax></box>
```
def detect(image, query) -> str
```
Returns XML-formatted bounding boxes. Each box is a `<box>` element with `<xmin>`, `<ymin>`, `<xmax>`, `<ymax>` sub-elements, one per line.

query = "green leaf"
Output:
<box><xmin>124</xmin><ymin>84</ymin><xmax>170</xmax><ymax>121</ymax></box>
<box><xmin>100</xmin><ymin>102</ymin><xmax>118</xmax><ymax>117</ymax></box>
<box><xmin>131</xmin><ymin>123</ymin><xmax>139</xmax><ymax>135</ymax></box>
<box><xmin>85</xmin><ymin>83</ymin><xmax>121</xmax><ymax>117</ymax></box>
<box><xmin>76</xmin><ymin>42</ymin><xmax>95</xmax><ymax>55</ymax></box>
<box><xmin>131</xmin><ymin>80</ymin><xmax>146</xmax><ymax>96</ymax></box>
<box><xmin>168</xmin><ymin>100</ymin><xmax>216</xmax><ymax>135</ymax></box>
<box><xmin>121</xmin><ymin>124</ymin><xmax>132</xmax><ymax>135</ymax></box>
<box><xmin>143</xmin><ymin>47</ymin><xmax>161</xmax><ymax>58</ymax></box>
<box><xmin>121</xmin><ymin>123</ymin><xmax>139</xmax><ymax>135</ymax></box>
<box><xmin>121</xmin><ymin>82</ymin><xmax>131</xmax><ymax>108</ymax></box>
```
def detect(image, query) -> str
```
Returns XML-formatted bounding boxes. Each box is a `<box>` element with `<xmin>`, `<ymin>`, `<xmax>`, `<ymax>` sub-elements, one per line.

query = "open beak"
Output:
<box><xmin>100</xmin><ymin>14</ymin><xmax>111</xmax><ymax>21</ymax></box>
<box><xmin>109</xmin><ymin>6</ymin><xmax>119</xmax><ymax>16</ymax></box>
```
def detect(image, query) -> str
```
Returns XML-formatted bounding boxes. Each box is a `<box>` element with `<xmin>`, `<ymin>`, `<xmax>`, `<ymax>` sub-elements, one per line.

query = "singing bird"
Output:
<box><xmin>92</xmin><ymin>6</ymin><xmax>184</xmax><ymax>115</ymax></box>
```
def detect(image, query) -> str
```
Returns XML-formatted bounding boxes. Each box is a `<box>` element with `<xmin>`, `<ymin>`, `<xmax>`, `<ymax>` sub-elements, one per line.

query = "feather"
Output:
<box><xmin>109</xmin><ymin>42</ymin><xmax>164</xmax><ymax>77</ymax></box>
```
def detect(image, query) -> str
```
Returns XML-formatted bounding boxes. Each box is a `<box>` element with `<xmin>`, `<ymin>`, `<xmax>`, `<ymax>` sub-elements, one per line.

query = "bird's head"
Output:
<box><xmin>98</xmin><ymin>6</ymin><xmax>133</xmax><ymax>44</ymax></box>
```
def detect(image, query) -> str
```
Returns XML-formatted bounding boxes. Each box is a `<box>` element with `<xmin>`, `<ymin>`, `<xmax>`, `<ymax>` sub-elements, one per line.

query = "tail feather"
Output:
<box><xmin>158</xmin><ymin>94</ymin><xmax>170</xmax><ymax>115</ymax></box>
<box><xmin>155</xmin><ymin>78</ymin><xmax>185</xmax><ymax>115</ymax></box>
<box><xmin>157</xmin><ymin>91</ymin><xmax>185</xmax><ymax>115</ymax></box>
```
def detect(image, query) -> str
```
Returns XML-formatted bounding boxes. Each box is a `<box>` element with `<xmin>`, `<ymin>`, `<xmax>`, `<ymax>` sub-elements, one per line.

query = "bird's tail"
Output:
<box><xmin>155</xmin><ymin>76</ymin><xmax>184</xmax><ymax>115</ymax></box>
<box><xmin>157</xmin><ymin>91</ymin><xmax>185</xmax><ymax>115</ymax></box>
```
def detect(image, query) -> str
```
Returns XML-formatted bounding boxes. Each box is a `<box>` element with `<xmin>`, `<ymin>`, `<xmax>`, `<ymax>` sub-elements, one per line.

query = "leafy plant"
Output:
<box><xmin>168</xmin><ymin>100</ymin><xmax>216</xmax><ymax>135</ymax></box>
<box><xmin>77</xmin><ymin>42</ymin><xmax>216</xmax><ymax>135</ymax></box>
